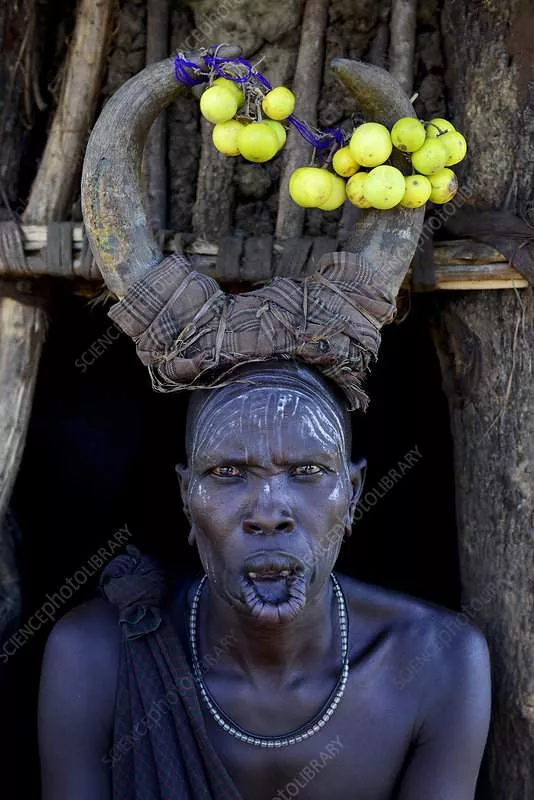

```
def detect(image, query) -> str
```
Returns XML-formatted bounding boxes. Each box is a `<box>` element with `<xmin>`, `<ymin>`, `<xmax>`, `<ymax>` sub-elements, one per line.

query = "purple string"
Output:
<box><xmin>203</xmin><ymin>55</ymin><xmax>254</xmax><ymax>84</ymax></box>
<box><xmin>287</xmin><ymin>115</ymin><xmax>343</xmax><ymax>151</ymax></box>
<box><xmin>324</xmin><ymin>126</ymin><xmax>345</xmax><ymax>149</ymax></box>
<box><xmin>174</xmin><ymin>55</ymin><xmax>206</xmax><ymax>87</ymax></box>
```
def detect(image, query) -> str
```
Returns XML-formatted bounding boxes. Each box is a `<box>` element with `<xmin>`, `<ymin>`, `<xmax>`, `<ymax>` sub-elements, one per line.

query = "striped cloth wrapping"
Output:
<box><xmin>108</xmin><ymin>251</ymin><xmax>396</xmax><ymax>410</ymax></box>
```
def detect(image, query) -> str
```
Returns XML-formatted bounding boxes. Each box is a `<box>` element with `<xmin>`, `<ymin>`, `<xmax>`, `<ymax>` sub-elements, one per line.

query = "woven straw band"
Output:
<box><xmin>108</xmin><ymin>251</ymin><xmax>396</xmax><ymax>410</ymax></box>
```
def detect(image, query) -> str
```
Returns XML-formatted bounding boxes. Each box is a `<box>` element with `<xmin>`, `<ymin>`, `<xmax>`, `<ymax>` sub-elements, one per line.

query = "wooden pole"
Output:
<box><xmin>432</xmin><ymin>2</ymin><xmax>534</xmax><ymax>796</ymax></box>
<box><xmin>0</xmin><ymin>0</ymin><xmax>114</xmax><ymax>643</ymax></box>
<box><xmin>275</xmin><ymin>0</ymin><xmax>329</xmax><ymax>240</ymax></box>
<box><xmin>0</xmin><ymin>0</ymin><xmax>34</xmax><ymax>648</ymax></box>
<box><xmin>23</xmin><ymin>0</ymin><xmax>114</xmax><ymax>222</ymax></box>
<box><xmin>389</xmin><ymin>0</ymin><xmax>417</xmax><ymax>96</ymax></box>
<box><xmin>145</xmin><ymin>0</ymin><xmax>169</xmax><ymax>231</ymax></box>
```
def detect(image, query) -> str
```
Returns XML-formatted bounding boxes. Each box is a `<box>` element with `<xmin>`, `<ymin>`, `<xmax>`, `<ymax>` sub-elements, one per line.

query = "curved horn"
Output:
<box><xmin>81</xmin><ymin>58</ymin><xmax>180</xmax><ymax>298</ymax></box>
<box><xmin>81</xmin><ymin>46</ymin><xmax>241</xmax><ymax>299</ymax></box>
<box><xmin>331</xmin><ymin>59</ymin><xmax>425</xmax><ymax>297</ymax></box>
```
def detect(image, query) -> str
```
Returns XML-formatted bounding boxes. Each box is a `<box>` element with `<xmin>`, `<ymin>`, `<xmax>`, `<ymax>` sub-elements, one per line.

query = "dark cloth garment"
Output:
<box><xmin>108</xmin><ymin>251</ymin><xmax>396</xmax><ymax>410</ymax></box>
<box><xmin>100</xmin><ymin>547</ymin><xmax>242</xmax><ymax>800</ymax></box>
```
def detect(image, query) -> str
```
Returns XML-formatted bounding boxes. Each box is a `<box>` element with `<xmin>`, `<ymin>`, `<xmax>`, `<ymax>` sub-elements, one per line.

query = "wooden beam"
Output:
<box><xmin>0</xmin><ymin>226</ymin><xmax>529</xmax><ymax>290</ymax></box>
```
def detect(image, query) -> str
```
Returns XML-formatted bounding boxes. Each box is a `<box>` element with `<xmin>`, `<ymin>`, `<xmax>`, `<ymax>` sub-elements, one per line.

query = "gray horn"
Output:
<box><xmin>82</xmin><ymin>58</ymin><xmax>179</xmax><ymax>298</ymax></box>
<box><xmin>331</xmin><ymin>58</ymin><xmax>425</xmax><ymax>298</ymax></box>
<box><xmin>81</xmin><ymin>46</ymin><xmax>241</xmax><ymax>298</ymax></box>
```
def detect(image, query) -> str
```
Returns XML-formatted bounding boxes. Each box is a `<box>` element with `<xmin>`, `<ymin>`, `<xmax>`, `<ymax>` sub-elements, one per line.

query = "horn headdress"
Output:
<box><xmin>81</xmin><ymin>55</ymin><xmax>424</xmax><ymax>410</ymax></box>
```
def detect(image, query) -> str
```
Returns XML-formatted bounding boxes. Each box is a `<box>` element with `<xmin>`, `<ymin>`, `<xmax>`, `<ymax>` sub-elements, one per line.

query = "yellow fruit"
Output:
<box><xmin>318</xmin><ymin>174</ymin><xmax>346</xmax><ymax>211</ymax></box>
<box><xmin>346</xmin><ymin>172</ymin><xmax>371</xmax><ymax>208</ymax></box>
<box><xmin>349</xmin><ymin>123</ymin><xmax>392</xmax><ymax>167</ymax></box>
<box><xmin>391</xmin><ymin>117</ymin><xmax>426</xmax><ymax>152</ymax></box>
<box><xmin>400</xmin><ymin>175</ymin><xmax>432</xmax><ymax>208</ymax></box>
<box><xmin>411</xmin><ymin>138</ymin><xmax>448</xmax><ymax>175</ymax></box>
<box><xmin>332</xmin><ymin>146</ymin><xmax>359</xmax><ymax>177</ymax></box>
<box><xmin>289</xmin><ymin>167</ymin><xmax>333</xmax><ymax>208</ymax></box>
<box><xmin>363</xmin><ymin>165</ymin><xmax>405</xmax><ymax>209</ymax></box>
<box><xmin>262</xmin><ymin>87</ymin><xmax>295</xmax><ymax>120</ymax></box>
<box><xmin>212</xmin><ymin>120</ymin><xmax>244</xmax><ymax>156</ymax></box>
<box><xmin>200</xmin><ymin>86</ymin><xmax>238</xmax><ymax>124</ymax></box>
<box><xmin>425</xmin><ymin>118</ymin><xmax>455</xmax><ymax>138</ymax></box>
<box><xmin>263</xmin><ymin>119</ymin><xmax>287</xmax><ymax>150</ymax></box>
<box><xmin>237</xmin><ymin>123</ymin><xmax>279</xmax><ymax>162</ymax></box>
<box><xmin>438</xmin><ymin>131</ymin><xmax>467</xmax><ymax>166</ymax></box>
<box><xmin>213</xmin><ymin>77</ymin><xmax>244</xmax><ymax>106</ymax></box>
<box><xmin>428</xmin><ymin>168</ymin><xmax>458</xmax><ymax>204</ymax></box>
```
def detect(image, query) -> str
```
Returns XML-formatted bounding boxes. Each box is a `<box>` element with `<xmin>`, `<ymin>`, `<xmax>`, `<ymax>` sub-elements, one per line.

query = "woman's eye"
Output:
<box><xmin>210</xmin><ymin>465</ymin><xmax>242</xmax><ymax>478</ymax></box>
<box><xmin>292</xmin><ymin>464</ymin><xmax>323</xmax><ymax>476</ymax></box>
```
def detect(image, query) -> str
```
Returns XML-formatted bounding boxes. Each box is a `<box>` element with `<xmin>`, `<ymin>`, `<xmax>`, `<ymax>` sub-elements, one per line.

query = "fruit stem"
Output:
<box><xmin>322</xmin><ymin>140</ymin><xmax>338</xmax><ymax>167</ymax></box>
<box><xmin>425</xmin><ymin>121</ymin><xmax>446</xmax><ymax>136</ymax></box>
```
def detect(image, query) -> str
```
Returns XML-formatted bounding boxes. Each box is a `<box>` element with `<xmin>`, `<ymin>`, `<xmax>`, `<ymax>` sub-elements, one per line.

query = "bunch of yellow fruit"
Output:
<box><xmin>200</xmin><ymin>77</ymin><xmax>295</xmax><ymax>163</ymax></box>
<box><xmin>289</xmin><ymin>117</ymin><xmax>467</xmax><ymax>212</ymax></box>
<box><xmin>198</xmin><ymin>68</ymin><xmax>466</xmax><ymax>214</ymax></box>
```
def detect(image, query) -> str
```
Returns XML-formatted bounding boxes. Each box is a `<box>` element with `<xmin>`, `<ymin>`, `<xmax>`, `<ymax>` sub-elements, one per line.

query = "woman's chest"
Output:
<box><xmin>204</xmin><ymin>694</ymin><xmax>413</xmax><ymax>800</ymax></box>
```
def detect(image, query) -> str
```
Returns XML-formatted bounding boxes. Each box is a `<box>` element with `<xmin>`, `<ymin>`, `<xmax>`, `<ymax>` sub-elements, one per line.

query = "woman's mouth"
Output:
<box><xmin>246</xmin><ymin>568</ymin><xmax>294</xmax><ymax>580</ymax></box>
<box><xmin>240</xmin><ymin>555</ymin><xmax>308</xmax><ymax>623</ymax></box>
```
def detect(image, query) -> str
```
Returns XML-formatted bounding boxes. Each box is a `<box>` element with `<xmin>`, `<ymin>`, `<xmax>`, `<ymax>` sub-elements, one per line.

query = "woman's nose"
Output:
<box><xmin>242</xmin><ymin>481</ymin><xmax>295</xmax><ymax>535</ymax></box>
<box><xmin>242</xmin><ymin>512</ymin><xmax>295</xmax><ymax>535</ymax></box>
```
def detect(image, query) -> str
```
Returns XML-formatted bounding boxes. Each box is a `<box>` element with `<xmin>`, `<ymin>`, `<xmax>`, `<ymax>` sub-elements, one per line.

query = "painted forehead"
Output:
<box><xmin>189</xmin><ymin>387</ymin><xmax>348</xmax><ymax>464</ymax></box>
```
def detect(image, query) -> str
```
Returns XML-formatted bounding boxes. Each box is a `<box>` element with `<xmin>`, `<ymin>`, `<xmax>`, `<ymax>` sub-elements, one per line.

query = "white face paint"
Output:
<box><xmin>191</xmin><ymin>386</ymin><xmax>348</xmax><ymax>473</ymax></box>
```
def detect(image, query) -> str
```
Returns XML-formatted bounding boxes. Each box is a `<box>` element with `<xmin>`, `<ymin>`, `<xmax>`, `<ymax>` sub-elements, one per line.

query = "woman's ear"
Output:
<box><xmin>176</xmin><ymin>463</ymin><xmax>196</xmax><ymax>545</ymax></box>
<box><xmin>348</xmin><ymin>456</ymin><xmax>367</xmax><ymax>524</ymax></box>
<box><xmin>175</xmin><ymin>463</ymin><xmax>191</xmax><ymax>524</ymax></box>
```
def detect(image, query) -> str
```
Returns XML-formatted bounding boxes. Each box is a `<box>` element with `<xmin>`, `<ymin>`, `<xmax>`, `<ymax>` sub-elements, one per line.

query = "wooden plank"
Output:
<box><xmin>304</xmin><ymin>236</ymin><xmax>338</xmax><ymax>274</ymax></box>
<box><xmin>242</xmin><ymin>235</ymin><xmax>273</xmax><ymax>282</ymax></box>
<box><xmin>43</xmin><ymin>223</ymin><xmax>74</xmax><ymax>278</ymax></box>
<box><xmin>411</xmin><ymin>233</ymin><xmax>437</xmax><ymax>291</ymax></box>
<box><xmin>275</xmin><ymin>237</ymin><xmax>313</xmax><ymax>277</ymax></box>
<box><xmin>434</xmin><ymin>261</ymin><xmax>528</xmax><ymax>285</ymax></box>
<box><xmin>434</xmin><ymin>239</ymin><xmax>506</xmax><ymax>264</ymax></box>
<box><xmin>436</xmin><ymin>279</ymin><xmax>529</xmax><ymax>290</ymax></box>
<box><xmin>216</xmin><ymin>235</ymin><xmax>243</xmax><ymax>283</ymax></box>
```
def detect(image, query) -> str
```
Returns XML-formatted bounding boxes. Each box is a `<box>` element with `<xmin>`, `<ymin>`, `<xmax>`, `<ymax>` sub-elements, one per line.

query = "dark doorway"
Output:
<box><xmin>5</xmin><ymin>286</ymin><xmax>460</xmax><ymax>798</ymax></box>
